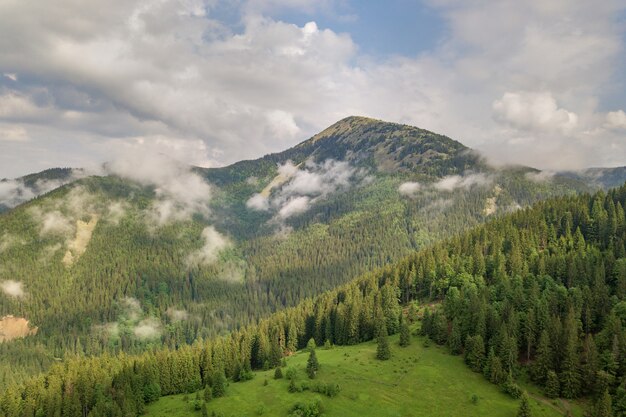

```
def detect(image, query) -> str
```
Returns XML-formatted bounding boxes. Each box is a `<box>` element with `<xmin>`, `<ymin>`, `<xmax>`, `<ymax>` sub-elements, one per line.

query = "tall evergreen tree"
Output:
<box><xmin>376</xmin><ymin>321</ymin><xmax>391</xmax><ymax>361</ymax></box>
<box><xmin>306</xmin><ymin>349</ymin><xmax>320</xmax><ymax>379</ymax></box>
<box><xmin>517</xmin><ymin>392</ymin><xmax>532</xmax><ymax>417</ymax></box>
<box><xmin>595</xmin><ymin>389</ymin><xmax>613</xmax><ymax>417</ymax></box>
<box><xmin>399</xmin><ymin>314</ymin><xmax>411</xmax><ymax>347</ymax></box>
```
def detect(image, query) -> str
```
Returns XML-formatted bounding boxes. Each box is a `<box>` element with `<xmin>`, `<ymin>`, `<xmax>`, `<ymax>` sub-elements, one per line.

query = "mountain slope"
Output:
<box><xmin>5</xmin><ymin>181</ymin><xmax>625</xmax><ymax>417</ymax></box>
<box><xmin>0</xmin><ymin>116</ymin><xmax>622</xmax><ymax>388</ymax></box>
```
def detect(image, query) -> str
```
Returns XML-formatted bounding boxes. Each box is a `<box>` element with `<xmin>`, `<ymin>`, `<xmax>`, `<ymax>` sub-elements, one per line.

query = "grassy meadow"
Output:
<box><xmin>146</xmin><ymin>329</ymin><xmax>582</xmax><ymax>417</ymax></box>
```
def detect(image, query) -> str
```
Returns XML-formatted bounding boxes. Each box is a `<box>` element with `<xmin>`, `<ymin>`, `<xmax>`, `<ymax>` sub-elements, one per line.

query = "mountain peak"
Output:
<box><xmin>285</xmin><ymin>116</ymin><xmax>476</xmax><ymax>175</ymax></box>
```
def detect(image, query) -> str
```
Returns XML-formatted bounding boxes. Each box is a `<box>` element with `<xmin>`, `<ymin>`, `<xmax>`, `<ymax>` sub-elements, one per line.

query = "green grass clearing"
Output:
<box><xmin>146</xmin><ymin>331</ymin><xmax>582</xmax><ymax>417</ymax></box>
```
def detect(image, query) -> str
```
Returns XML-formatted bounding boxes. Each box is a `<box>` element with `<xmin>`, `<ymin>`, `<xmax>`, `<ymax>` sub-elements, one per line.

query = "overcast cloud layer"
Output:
<box><xmin>0</xmin><ymin>0</ymin><xmax>624</xmax><ymax>177</ymax></box>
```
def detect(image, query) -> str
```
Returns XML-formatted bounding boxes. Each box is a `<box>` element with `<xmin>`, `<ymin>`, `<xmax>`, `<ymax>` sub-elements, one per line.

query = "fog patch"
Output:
<box><xmin>107</xmin><ymin>152</ymin><xmax>212</xmax><ymax>225</ymax></box>
<box><xmin>0</xmin><ymin>169</ymin><xmax>85</xmax><ymax>209</ymax></box>
<box><xmin>433</xmin><ymin>173</ymin><xmax>492</xmax><ymax>191</ymax></box>
<box><xmin>247</xmin><ymin>159</ymin><xmax>367</xmax><ymax>221</ymax></box>
<box><xmin>166</xmin><ymin>308</ymin><xmax>189</xmax><ymax>322</ymax></box>
<box><xmin>398</xmin><ymin>181</ymin><xmax>421</xmax><ymax>197</ymax></box>
<box><xmin>246</xmin><ymin>193</ymin><xmax>270</xmax><ymax>211</ymax></box>
<box><xmin>278</xmin><ymin>196</ymin><xmax>310</xmax><ymax>219</ymax></box>
<box><xmin>0</xmin><ymin>233</ymin><xmax>25</xmax><ymax>253</ymax></box>
<box><xmin>106</xmin><ymin>201</ymin><xmax>128</xmax><ymax>225</ymax></box>
<box><xmin>29</xmin><ymin>186</ymin><xmax>97</xmax><ymax>238</ymax></box>
<box><xmin>95</xmin><ymin>297</ymin><xmax>163</xmax><ymax>341</ymax></box>
<box><xmin>0</xmin><ymin>280</ymin><xmax>25</xmax><ymax>298</ymax></box>
<box><xmin>186</xmin><ymin>226</ymin><xmax>231</xmax><ymax>267</ymax></box>
<box><xmin>133</xmin><ymin>317</ymin><xmax>162</xmax><ymax>340</ymax></box>
<box><xmin>525</xmin><ymin>170</ymin><xmax>555</xmax><ymax>183</ymax></box>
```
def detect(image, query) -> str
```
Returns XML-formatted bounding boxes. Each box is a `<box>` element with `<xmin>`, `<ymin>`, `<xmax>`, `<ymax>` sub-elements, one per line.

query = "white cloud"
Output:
<box><xmin>433</xmin><ymin>173</ymin><xmax>491</xmax><ymax>191</ymax></box>
<box><xmin>492</xmin><ymin>91</ymin><xmax>578</xmax><ymax>133</ymax></box>
<box><xmin>133</xmin><ymin>317</ymin><xmax>161</xmax><ymax>340</ymax></box>
<box><xmin>0</xmin><ymin>169</ymin><xmax>84</xmax><ymax>209</ymax></box>
<box><xmin>186</xmin><ymin>226</ymin><xmax>231</xmax><ymax>267</ymax></box>
<box><xmin>28</xmin><ymin>186</ymin><xmax>96</xmax><ymax>237</ymax></box>
<box><xmin>166</xmin><ymin>308</ymin><xmax>189</xmax><ymax>322</ymax></box>
<box><xmin>0</xmin><ymin>0</ymin><xmax>624</xmax><ymax>176</ymax></box>
<box><xmin>278</xmin><ymin>195</ymin><xmax>310</xmax><ymax>218</ymax></box>
<box><xmin>1</xmin><ymin>280</ymin><xmax>25</xmax><ymax>298</ymax></box>
<box><xmin>107</xmin><ymin>152</ymin><xmax>212</xmax><ymax>225</ymax></box>
<box><xmin>0</xmin><ymin>125</ymin><xmax>28</xmax><ymax>141</ymax></box>
<box><xmin>525</xmin><ymin>170</ymin><xmax>555</xmax><ymax>183</ymax></box>
<box><xmin>247</xmin><ymin>159</ymin><xmax>366</xmax><ymax>220</ymax></box>
<box><xmin>606</xmin><ymin>110</ymin><xmax>626</xmax><ymax>130</ymax></box>
<box><xmin>398</xmin><ymin>181</ymin><xmax>421</xmax><ymax>197</ymax></box>
<box><xmin>246</xmin><ymin>193</ymin><xmax>270</xmax><ymax>211</ymax></box>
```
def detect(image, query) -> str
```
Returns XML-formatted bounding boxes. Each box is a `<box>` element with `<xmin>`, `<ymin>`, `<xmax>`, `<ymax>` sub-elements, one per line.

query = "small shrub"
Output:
<box><xmin>501</xmin><ymin>374</ymin><xmax>522</xmax><ymax>399</ymax></box>
<box><xmin>274</xmin><ymin>367</ymin><xmax>283</xmax><ymax>379</ymax></box>
<box><xmin>286</xmin><ymin>367</ymin><xmax>298</xmax><ymax>380</ymax></box>
<box><xmin>192</xmin><ymin>400</ymin><xmax>202</xmax><ymax>411</ymax></box>
<box><xmin>288</xmin><ymin>399</ymin><xmax>324</xmax><ymax>417</ymax></box>
<box><xmin>471</xmin><ymin>394</ymin><xmax>479</xmax><ymax>405</ymax></box>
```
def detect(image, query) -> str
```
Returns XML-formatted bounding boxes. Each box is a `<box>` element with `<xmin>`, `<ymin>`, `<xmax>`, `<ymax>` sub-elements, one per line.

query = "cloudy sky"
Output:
<box><xmin>0</xmin><ymin>0</ymin><xmax>625</xmax><ymax>178</ymax></box>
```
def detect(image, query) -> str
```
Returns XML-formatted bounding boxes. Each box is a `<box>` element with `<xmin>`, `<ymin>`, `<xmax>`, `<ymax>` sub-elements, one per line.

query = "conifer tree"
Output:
<box><xmin>544</xmin><ymin>371</ymin><xmax>560</xmax><ymax>399</ymax></box>
<box><xmin>376</xmin><ymin>321</ymin><xmax>391</xmax><ymax>361</ymax></box>
<box><xmin>212</xmin><ymin>371</ymin><xmax>227</xmax><ymax>398</ymax></box>
<box><xmin>306</xmin><ymin>349</ymin><xmax>319</xmax><ymax>379</ymax></box>
<box><xmin>448</xmin><ymin>318</ymin><xmax>462</xmax><ymax>354</ymax></box>
<box><xmin>399</xmin><ymin>314</ymin><xmax>411</xmax><ymax>347</ymax></box>
<box><xmin>517</xmin><ymin>392</ymin><xmax>531</xmax><ymax>417</ymax></box>
<box><xmin>595</xmin><ymin>389</ymin><xmax>612</xmax><ymax>417</ymax></box>
<box><xmin>204</xmin><ymin>385</ymin><xmax>213</xmax><ymax>402</ymax></box>
<box><xmin>465</xmin><ymin>335</ymin><xmax>485</xmax><ymax>372</ymax></box>
<box><xmin>531</xmin><ymin>330</ymin><xmax>552</xmax><ymax>384</ymax></box>
<box><xmin>274</xmin><ymin>367</ymin><xmax>283</xmax><ymax>380</ymax></box>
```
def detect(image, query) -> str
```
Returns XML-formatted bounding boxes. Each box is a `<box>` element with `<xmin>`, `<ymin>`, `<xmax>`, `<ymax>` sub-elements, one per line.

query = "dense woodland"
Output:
<box><xmin>0</xmin><ymin>120</ymin><xmax>594</xmax><ymax>389</ymax></box>
<box><xmin>2</xmin><ymin>180</ymin><xmax>626</xmax><ymax>417</ymax></box>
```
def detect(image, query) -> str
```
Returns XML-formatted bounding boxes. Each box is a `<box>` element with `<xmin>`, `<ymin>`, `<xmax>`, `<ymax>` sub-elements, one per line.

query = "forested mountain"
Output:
<box><xmin>3</xmin><ymin>175</ymin><xmax>626</xmax><ymax>417</ymax></box>
<box><xmin>0</xmin><ymin>116</ymin><xmax>624</xmax><ymax>389</ymax></box>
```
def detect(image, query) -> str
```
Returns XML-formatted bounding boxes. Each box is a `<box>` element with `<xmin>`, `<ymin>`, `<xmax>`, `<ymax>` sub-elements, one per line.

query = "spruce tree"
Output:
<box><xmin>376</xmin><ymin>321</ymin><xmax>391</xmax><ymax>361</ymax></box>
<box><xmin>448</xmin><ymin>319</ymin><xmax>462</xmax><ymax>354</ymax></box>
<box><xmin>399</xmin><ymin>314</ymin><xmax>411</xmax><ymax>347</ymax></box>
<box><xmin>464</xmin><ymin>335</ymin><xmax>485</xmax><ymax>372</ymax></box>
<box><xmin>531</xmin><ymin>330</ymin><xmax>552</xmax><ymax>384</ymax></box>
<box><xmin>203</xmin><ymin>385</ymin><xmax>213</xmax><ymax>402</ymax></box>
<box><xmin>517</xmin><ymin>392</ymin><xmax>531</xmax><ymax>417</ymax></box>
<box><xmin>274</xmin><ymin>367</ymin><xmax>283</xmax><ymax>380</ymax></box>
<box><xmin>306</xmin><ymin>349</ymin><xmax>320</xmax><ymax>379</ymax></box>
<box><xmin>544</xmin><ymin>371</ymin><xmax>560</xmax><ymax>399</ymax></box>
<box><xmin>595</xmin><ymin>389</ymin><xmax>612</xmax><ymax>417</ymax></box>
<box><xmin>212</xmin><ymin>371</ymin><xmax>227</xmax><ymax>398</ymax></box>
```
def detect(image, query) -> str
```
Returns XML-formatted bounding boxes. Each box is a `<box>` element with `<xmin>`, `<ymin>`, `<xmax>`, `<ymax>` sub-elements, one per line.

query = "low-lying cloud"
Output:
<box><xmin>107</xmin><ymin>152</ymin><xmax>212</xmax><ymax>225</ymax></box>
<box><xmin>398</xmin><ymin>181</ymin><xmax>421</xmax><ymax>197</ymax></box>
<box><xmin>525</xmin><ymin>170</ymin><xmax>556</xmax><ymax>183</ymax></box>
<box><xmin>133</xmin><ymin>317</ymin><xmax>162</xmax><ymax>340</ymax></box>
<box><xmin>0</xmin><ymin>169</ymin><xmax>84</xmax><ymax>209</ymax></box>
<box><xmin>166</xmin><ymin>308</ymin><xmax>189</xmax><ymax>322</ymax></box>
<box><xmin>0</xmin><ymin>280</ymin><xmax>25</xmax><ymax>298</ymax></box>
<box><xmin>186</xmin><ymin>226</ymin><xmax>231</xmax><ymax>267</ymax></box>
<box><xmin>247</xmin><ymin>159</ymin><xmax>366</xmax><ymax>220</ymax></box>
<box><xmin>433</xmin><ymin>173</ymin><xmax>492</xmax><ymax>192</ymax></box>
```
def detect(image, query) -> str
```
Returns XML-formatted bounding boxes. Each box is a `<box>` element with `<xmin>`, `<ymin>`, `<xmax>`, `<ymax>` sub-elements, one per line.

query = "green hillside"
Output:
<box><xmin>147</xmin><ymin>329</ymin><xmax>580</xmax><ymax>417</ymax></box>
<box><xmin>2</xmin><ymin>182</ymin><xmax>625</xmax><ymax>417</ymax></box>
<box><xmin>0</xmin><ymin>117</ymin><xmax>619</xmax><ymax>388</ymax></box>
